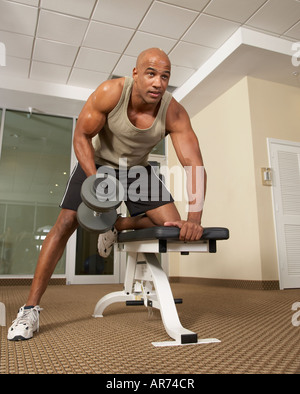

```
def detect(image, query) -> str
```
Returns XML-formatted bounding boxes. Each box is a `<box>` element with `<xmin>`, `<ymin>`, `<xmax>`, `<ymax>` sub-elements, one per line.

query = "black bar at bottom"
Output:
<box><xmin>126</xmin><ymin>298</ymin><xmax>182</xmax><ymax>306</ymax></box>
<box><xmin>126</xmin><ymin>300</ymin><xmax>144</xmax><ymax>306</ymax></box>
<box><xmin>181</xmin><ymin>333</ymin><xmax>198</xmax><ymax>344</ymax></box>
<box><xmin>174</xmin><ymin>298</ymin><xmax>183</xmax><ymax>304</ymax></box>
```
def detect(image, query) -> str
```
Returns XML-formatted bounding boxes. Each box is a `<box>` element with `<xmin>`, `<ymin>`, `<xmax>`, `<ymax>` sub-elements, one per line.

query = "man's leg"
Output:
<box><xmin>145</xmin><ymin>202</ymin><xmax>181</xmax><ymax>226</ymax></box>
<box><xmin>115</xmin><ymin>202</ymin><xmax>181</xmax><ymax>231</ymax></box>
<box><xmin>115</xmin><ymin>164</ymin><xmax>180</xmax><ymax>231</ymax></box>
<box><xmin>98</xmin><ymin>203</ymin><xmax>181</xmax><ymax>258</ymax></box>
<box><xmin>26</xmin><ymin>209</ymin><xmax>78</xmax><ymax>306</ymax></box>
<box><xmin>8</xmin><ymin>208</ymin><xmax>78</xmax><ymax>341</ymax></box>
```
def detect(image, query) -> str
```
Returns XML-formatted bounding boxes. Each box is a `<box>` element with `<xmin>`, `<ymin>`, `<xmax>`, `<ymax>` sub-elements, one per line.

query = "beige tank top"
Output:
<box><xmin>92</xmin><ymin>77</ymin><xmax>172</xmax><ymax>168</ymax></box>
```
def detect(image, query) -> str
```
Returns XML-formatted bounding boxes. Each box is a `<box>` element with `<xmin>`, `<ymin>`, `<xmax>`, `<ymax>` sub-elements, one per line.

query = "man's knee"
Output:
<box><xmin>146</xmin><ymin>203</ymin><xmax>180</xmax><ymax>226</ymax></box>
<box><xmin>54</xmin><ymin>209</ymin><xmax>78</xmax><ymax>236</ymax></box>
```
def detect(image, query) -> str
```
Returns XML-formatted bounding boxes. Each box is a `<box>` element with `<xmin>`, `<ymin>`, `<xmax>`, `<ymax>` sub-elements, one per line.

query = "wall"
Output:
<box><xmin>247</xmin><ymin>77</ymin><xmax>300</xmax><ymax>280</ymax></box>
<box><xmin>168</xmin><ymin>76</ymin><xmax>300</xmax><ymax>282</ymax></box>
<box><xmin>168</xmin><ymin>77</ymin><xmax>262</xmax><ymax>280</ymax></box>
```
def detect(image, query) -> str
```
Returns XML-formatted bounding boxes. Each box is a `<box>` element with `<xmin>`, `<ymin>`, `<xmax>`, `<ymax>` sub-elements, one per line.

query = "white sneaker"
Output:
<box><xmin>98</xmin><ymin>227</ymin><xmax>118</xmax><ymax>258</ymax></box>
<box><xmin>7</xmin><ymin>305</ymin><xmax>41</xmax><ymax>341</ymax></box>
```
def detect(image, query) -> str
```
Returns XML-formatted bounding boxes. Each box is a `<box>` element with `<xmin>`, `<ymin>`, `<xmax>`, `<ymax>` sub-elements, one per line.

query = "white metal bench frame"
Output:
<box><xmin>93</xmin><ymin>227</ymin><xmax>229</xmax><ymax>347</ymax></box>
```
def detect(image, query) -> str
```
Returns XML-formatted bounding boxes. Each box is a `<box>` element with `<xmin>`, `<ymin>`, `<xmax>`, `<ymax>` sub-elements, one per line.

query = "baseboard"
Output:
<box><xmin>0</xmin><ymin>278</ymin><xmax>66</xmax><ymax>286</ymax></box>
<box><xmin>170</xmin><ymin>276</ymin><xmax>280</xmax><ymax>290</ymax></box>
<box><xmin>0</xmin><ymin>277</ymin><xmax>280</xmax><ymax>290</ymax></box>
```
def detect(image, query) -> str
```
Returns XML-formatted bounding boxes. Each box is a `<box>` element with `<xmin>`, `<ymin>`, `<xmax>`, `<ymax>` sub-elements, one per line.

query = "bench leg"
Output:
<box><xmin>144</xmin><ymin>252</ymin><xmax>196</xmax><ymax>345</ymax></box>
<box><xmin>93</xmin><ymin>253</ymin><xmax>138</xmax><ymax>317</ymax></box>
<box><xmin>92</xmin><ymin>252</ymin><xmax>221</xmax><ymax>347</ymax></box>
<box><xmin>143</xmin><ymin>253</ymin><xmax>220</xmax><ymax>347</ymax></box>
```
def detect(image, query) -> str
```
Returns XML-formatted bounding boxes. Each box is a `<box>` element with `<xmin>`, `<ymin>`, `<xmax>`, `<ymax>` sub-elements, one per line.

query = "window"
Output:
<box><xmin>0</xmin><ymin>110</ymin><xmax>73</xmax><ymax>275</ymax></box>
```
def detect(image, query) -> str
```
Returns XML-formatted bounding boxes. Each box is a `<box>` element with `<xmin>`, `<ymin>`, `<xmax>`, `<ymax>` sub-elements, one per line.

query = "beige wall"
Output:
<box><xmin>248</xmin><ymin>77</ymin><xmax>300</xmax><ymax>280</ymax></box>
<box><xmin>168</xmin><ymin>76</ymin><xmax>300</xmax><ymax>281</ymax></box>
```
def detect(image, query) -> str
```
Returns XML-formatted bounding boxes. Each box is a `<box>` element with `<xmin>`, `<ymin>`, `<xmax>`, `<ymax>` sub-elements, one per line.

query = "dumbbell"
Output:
<box><xmin>77</xmin><ymin>173</ymin><xmax>124</xmax><ymax>233</ymax></box>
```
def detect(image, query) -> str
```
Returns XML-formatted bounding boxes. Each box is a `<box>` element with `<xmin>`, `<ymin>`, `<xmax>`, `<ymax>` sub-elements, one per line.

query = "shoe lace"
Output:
<box><xmin>13</xmin><ymin>306</ymin><xmax>42</xmax><ymax>331</ymax></box>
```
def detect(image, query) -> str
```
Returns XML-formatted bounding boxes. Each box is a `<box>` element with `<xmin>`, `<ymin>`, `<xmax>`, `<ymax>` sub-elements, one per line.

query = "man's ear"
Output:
<box><xmin>132</xmin><ymin>67</ymin><xmax>138</xmax><ymax>80</ymax></box>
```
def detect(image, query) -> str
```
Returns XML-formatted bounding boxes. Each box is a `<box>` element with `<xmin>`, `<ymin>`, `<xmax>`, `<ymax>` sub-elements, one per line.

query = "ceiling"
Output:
<box><xmin>0</xmin><ymin>0</ymin><xmax>300</xmax><ymax>117</ymax></box>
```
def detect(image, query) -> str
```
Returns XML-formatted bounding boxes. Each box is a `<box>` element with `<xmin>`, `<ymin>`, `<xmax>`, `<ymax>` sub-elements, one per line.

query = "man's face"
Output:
<box><xmin>133</xmin><ymin>52</ymin><xmax>171</xmax><ymax>105</ymax></box>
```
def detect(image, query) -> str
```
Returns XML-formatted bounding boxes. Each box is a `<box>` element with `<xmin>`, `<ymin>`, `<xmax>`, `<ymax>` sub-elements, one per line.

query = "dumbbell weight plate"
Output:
<box><xmin>77</xmin><ymin>202</ymin><xmax>118</xmax><ymax>233</ymax></box>
<box><xmin>81</xmin><ymin>174</ymin><xmax>124</xmax><ymax>212</ymax></box>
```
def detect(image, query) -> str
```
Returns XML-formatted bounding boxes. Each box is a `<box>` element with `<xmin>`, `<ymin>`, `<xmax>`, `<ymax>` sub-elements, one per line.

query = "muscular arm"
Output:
<box><xmin>165</xmin><ymin>99</ymin><xmax>207</xmax><ymax>240</ymax></box>
<box><xmin>73</xmin><ymin>78</ymin><xmax>124</xmax><ymax>177</ymax></box>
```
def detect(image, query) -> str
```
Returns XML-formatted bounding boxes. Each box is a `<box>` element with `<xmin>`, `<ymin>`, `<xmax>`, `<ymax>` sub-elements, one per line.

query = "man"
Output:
<box><xmin>7</xmin><ymin>48</ymin><xmax>206</xmax><ymax>341</ymax></box>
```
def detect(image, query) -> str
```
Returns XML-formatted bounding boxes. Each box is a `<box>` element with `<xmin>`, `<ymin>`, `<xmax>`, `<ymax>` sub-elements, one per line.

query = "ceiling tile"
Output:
<box><xmin>124</xmin><ymin>31</ymin><xmax>177</xmax><ymax>57</ymax></box>
<box><xmin>0</xmin><ymin>0</ymin><xmax>38</xmax><ymax>36</ymax></box>
<box><xmin>169</xmin><ymin>65</ymin><xmax>195</xmax><ymax>87</ymax></box>
<box><xmin>139</xmin><ymin>1</ymin><xmax>198</xmax><ymax>39</ymax></box>
<box><xmin>112</xmin><ymin>55</ymin><xmax>136</xmax><ymax>77</ymax></box>
<box><xmin>40</xmin><ymin>0</ymin><xmax>96</xmax><ymax>19</ymax></box>
<box><xmin>7</xmin><ymin>0</ymin><xmax>39</xmax><ymax>7</ymax></box>
<box><xmin>284</xmin><ymin>21</ymin><xmax>300</xmax><ymax>41</ymax></box>
<box><xmin>75</xmin><ymin>48</ymin><xmax>120</xmax><ymax>73</ymax></box>
<box><xmin>204</xmin><ymin>0</ymin><xmax>267</xmax><ymax>23</ymax></box>
<box><xmin>68</xmin><ymin>68</ymin><xmax>108</xmax><ymax>89</ymax></box>
<box><xmin>37</xmin><ymin>10</ymin><xmax>89</xmax><ymax>46</ymax></box>
<box><xmin>182</xmin><ymin>14</ymin><xmax>240</xmax><ymax>48</ymax></box>
<box><xmin>0</xmin><ymin>30</ymin><xmax>34</xmax><ymax>59</ymax></box>
<box><xmin>246</xmin><ymin>0</ymin><xmax>300</xmax><ymax>35</ymax></box>
<box><xmin>83</xmin><ymin>21</ymin><xmax>134</xmax><ymax>53</ymax></box>
<box><xmin>0</xmin><ymin>56</ymin><xmax>30</xmax><ymax>78</ymax></box>
<box><xmin>159</xmin><ymin>0</ymin><xmax>210</xmax><ymax>12</ymax></box>
<box><xmin>30</xmin><ymin>61</ymin><xmax>71</xmax><ymax>84</ymax></box>
<box><xmin>169</xmin><ymin>41</ymin><xmax>215</xmax><ymax>69</ymax></box>
<box><xmin>93</xmin><ymin>0</ymin><xmax>152</xmax><ymax>29</ymax></box>
<box><xmin>33</xmin><ymin>39</ymin><xmax>78</xmax><ymax>67</ymax></box>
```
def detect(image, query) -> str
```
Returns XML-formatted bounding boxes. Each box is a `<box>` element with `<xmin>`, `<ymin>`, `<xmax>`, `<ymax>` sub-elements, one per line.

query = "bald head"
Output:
<box><xmin>136</xmin><ymin>48</ymin><xmax>171</xmax><ymax>71</ymax></box>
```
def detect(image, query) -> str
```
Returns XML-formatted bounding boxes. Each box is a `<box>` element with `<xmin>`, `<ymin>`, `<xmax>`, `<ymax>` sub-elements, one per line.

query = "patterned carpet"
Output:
<box><xmin>1</xmin><ymin>283</ymin><xmax>300</xmax><ymax>374</ymax></box>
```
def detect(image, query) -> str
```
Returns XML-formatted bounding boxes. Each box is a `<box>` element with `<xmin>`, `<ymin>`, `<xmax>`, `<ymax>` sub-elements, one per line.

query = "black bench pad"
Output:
<box><xmin>118</xmin><ymin>226</ymin><xmax>229</xmax><ymax>243</ymax></box>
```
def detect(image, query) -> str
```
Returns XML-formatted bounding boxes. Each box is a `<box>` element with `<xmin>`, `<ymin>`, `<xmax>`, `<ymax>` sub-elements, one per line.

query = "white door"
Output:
<box><xmin>268</xmin><ymin>138</ymin><xmax>300</xmax><ymax>289</ymax></box>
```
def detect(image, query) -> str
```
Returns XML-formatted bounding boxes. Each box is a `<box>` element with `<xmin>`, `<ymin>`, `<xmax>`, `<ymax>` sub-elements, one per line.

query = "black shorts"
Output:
<box><xmin>60</xmin><ymin>162</ymin><xmax>174</xmax><ymax>217</ymax></box>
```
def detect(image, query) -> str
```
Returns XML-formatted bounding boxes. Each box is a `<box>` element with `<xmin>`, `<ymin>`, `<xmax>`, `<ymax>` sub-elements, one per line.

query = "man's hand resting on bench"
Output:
<box><xmin>164</xmin><ymin>220</ymin><xmax>204</xmax><ymax>242</ymax></box>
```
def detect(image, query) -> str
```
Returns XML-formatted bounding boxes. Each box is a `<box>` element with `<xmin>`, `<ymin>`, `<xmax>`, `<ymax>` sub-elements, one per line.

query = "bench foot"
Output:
<box><xmin>152</xmin><ymin>338</ymin><xmax>221</xmax><ymax>347</ymax></box>
<box><xmin>93</xmin><ymin>291</ymin><xmax>135</xmax><ymax>317</ymax></box>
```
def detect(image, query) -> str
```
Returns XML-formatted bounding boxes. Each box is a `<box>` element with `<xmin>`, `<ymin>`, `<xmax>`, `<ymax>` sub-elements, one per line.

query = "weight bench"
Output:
<box><xmin>93</xmin><ymin>226</ymin><xmax>229</xmax><ymax>347</ymax></box>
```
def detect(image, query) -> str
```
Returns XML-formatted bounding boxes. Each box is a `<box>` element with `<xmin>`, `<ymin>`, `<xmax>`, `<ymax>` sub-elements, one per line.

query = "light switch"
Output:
<box><xmin>261</xmin><ymin>168</ymin><xmax>272</xmax><ymax>186</ymax></box>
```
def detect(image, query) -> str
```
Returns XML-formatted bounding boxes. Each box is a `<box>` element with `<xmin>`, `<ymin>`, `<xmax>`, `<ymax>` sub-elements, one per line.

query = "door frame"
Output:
<box><xmin>268</xmin><ymin>138</ymin><xmax>300</xmax><ymax>289</ymax></box>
